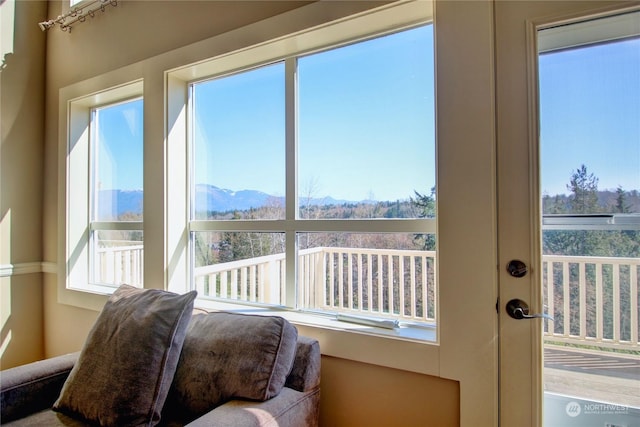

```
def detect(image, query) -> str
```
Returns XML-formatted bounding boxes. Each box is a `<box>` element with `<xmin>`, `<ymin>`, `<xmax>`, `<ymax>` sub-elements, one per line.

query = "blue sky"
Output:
<box><xmin>296</xmin><ymin>25</ymin><xmax>434</xmax><ymax>202</ymax></box>
<box><xmin>95</xmin><ymin>98</ymin><xmax>143</xmax><ymax>192</ymax></box>
<box><xmin>192</xmin><ymin>25</ymin><xmax>434</xmax><ymax>202</ymax></box>
<box><xmin>98</xmin><ymin>26</ymin><xmax>639</xmax><ymax>201</ymax></box>
<box><xmin>539</xmin><ymin>37</ymin><xmax>640</xmax><ymax>196</ymax></box>
<box><xmin>192</xmin><ymin>62</ymin><xmax>286</xmax><ymax>198</ymax></box>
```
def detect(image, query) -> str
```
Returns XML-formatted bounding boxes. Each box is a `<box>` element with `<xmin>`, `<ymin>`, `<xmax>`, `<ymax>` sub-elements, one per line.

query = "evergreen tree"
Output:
<box><xmin>567</xmin><ymin>164</ymin><xmax>599</xmax><ymax>213</ymax></box>
<box><xmin>410</xmin><ymin>187</ymin><xmax>436</xmax><ymax>218</ymax></box>
<box><xmin>410</xmin><ymin>187</ymin><xmax>436</xmax><ymax>250</ymax></box>
<box><xmin>614</xmin><ymin>186</ymin><xmax>631</xmax><ymax>213</ymax></box>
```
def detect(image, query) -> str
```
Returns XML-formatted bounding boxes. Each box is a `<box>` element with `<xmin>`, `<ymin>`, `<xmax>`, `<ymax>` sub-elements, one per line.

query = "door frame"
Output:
<box><xmin>495</xmin><ymin>1</ymin><xmax>639</xmax><ymax>426</ymax></box>
<box><xmin>434</xmin><ymin>1</ymin><xmax>498</xmax><ymax>425</ymax></box>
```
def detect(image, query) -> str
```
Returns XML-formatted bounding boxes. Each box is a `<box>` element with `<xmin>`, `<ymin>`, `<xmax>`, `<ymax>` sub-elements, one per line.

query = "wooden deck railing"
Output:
<box><xmin>100</xmin><ymin>245</ymin><xmax>638</xmax><ymax>350</ymax></box>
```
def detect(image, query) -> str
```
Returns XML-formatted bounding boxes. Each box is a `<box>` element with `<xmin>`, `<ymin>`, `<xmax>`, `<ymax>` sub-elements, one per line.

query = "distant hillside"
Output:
<box><xmin>597</xmin><ymin>190</ymin><xmax>640</xmax><ymax>212</ymax></box>
<box><xmin>101</xmin><ymin>187</ymin><xmax>640</xmax><ymax>219</ymax></box>
<box><xmin>194</xmin><ymin>184</ymin><xmax>355</xmax><ymax>214</ymax></box>
<box><xmin>98</xmin><ymin>185</ymin><xmax>354</xmax><ymax>218</ymax></box>
<box><xmin>543</xmin><ymin>189</ymin><xmax>640</xmax><ymax>214</ymax></box>
<box><xmin>97</xmin><ymin>190</ymin><xmax>143</xmax><ymax>219</ymax></box>
<box><xmin>194</xmin><ymin>185</ymin><xmax>282</xmax><ymax>213</ymax></box>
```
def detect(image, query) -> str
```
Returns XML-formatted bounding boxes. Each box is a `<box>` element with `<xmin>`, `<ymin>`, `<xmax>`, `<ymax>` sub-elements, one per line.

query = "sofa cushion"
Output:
<box><xmin>164</xmin><ymin>312</ymin><xmax>298</xmax><ymax>423</ymax></box>
<box><xmin>53</xmin><ymin>285</ymin><xmax>197</xmax><ymax>427</ymax></box>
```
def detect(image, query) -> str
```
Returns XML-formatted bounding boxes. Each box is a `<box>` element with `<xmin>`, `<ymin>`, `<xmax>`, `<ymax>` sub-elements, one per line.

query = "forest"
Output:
<box><xmin>195</xmin><ymin>164</ymin><xmax>639</xmax><ymax>262</ymax></box>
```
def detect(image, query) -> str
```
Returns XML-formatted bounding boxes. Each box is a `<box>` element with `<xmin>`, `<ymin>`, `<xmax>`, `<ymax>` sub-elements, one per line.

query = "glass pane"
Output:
<box><xmin>92</xmin><ymin>230</ymin><xmax>143</xmax><ymax>286</ymax></box>
<box><xmin>192</xmin><ymin>231</ymin><xmax>286</xmax><ymax>304</ymax></box>
<box><xmin>192</xmin><ymin>63</ymin><xmax>285</xmax><ymax>220</ymax></box>
<box><xmin>298</xmin><ymin>25</ymin><xmax>435</xmax><ymax>219</ymax></box>
<box><xmin>540</xmin><ymin>40</ymin><xmax>639</xmax><ymax>215</ymax></box>
<box><xmin>297</xmin><ymin>232</ymin><xmax>436</xmax><ymax>324</ymax></box>
<box><xmin>92</xmin><ymin>99</ymin><xmax>144</xmax><ymax>221</ymax></box>
<box><xmin>539</xmin><ymin>13</ymin><xmax>640</xmax><ymax>426</ymax></box>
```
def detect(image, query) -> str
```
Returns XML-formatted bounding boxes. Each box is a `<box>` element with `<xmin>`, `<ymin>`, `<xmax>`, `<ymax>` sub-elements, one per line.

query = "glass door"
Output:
<box><xmin>538</xmin><ymin>11</ymin><xmax>640</xmax><ymax>427</ymax></box>
<box><xmin>495</xmin><ymin>2</ymin><xmax>640</xmax><ymax>426</ymax></box>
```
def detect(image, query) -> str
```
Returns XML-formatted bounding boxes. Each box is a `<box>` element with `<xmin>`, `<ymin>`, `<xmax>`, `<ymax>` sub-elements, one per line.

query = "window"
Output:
<box><xmin>91</xmin><ymin>99</ymin><xmax>144</xmax><ymax>286</ymax></box>
<box><xmin>538</xmin><ymin>12</ymin><xmax>640</xmax><ymax>346</ymax></box>
<box><xmin>187</xmin><ymin>25</ymin><xmax>436</xmax><ymax>327</ymax></box>
<box><xmin>65</xmin><ymin>81</ymin><xmax>143</xmax><ymax>295</ymax></box>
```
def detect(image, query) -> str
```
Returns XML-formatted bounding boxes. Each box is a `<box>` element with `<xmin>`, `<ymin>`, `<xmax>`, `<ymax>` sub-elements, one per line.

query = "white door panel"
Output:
<box><xmin>495</xmin><ymin>1</ymin><xmax>640</xmax><ymax>426</ymax></box>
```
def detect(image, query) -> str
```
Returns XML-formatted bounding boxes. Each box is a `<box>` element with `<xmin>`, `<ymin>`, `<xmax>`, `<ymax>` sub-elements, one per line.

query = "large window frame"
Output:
<box><xmin>167</xmin><ymin>2</ymin><xmax>436</xmax><ymax>341</ymax></box>
<box><xmin>187</xmin><ymin>28</ymin><xmax>435</xmax><ymax>310</ymax></box>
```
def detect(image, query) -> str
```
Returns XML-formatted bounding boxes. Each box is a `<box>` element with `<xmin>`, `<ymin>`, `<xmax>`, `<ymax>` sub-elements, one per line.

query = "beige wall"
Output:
<box><xmin>321</xmin><ymin>356</ymin><xmax>459</xmax><ymax>426</ymax></box>
<box><xmin>22</xmin><ymin>1</ymin><xmax>461</xmax><ymax>426</ymax></box>
<box><xmin>0</xmin><ymin>275</ymin><xmax>44</xmax><ymax>368</ymax></box>
<box><xmin>1</xmin><ymin>0</ymin><xmax>47</xmax><ymax>368</ymax></box>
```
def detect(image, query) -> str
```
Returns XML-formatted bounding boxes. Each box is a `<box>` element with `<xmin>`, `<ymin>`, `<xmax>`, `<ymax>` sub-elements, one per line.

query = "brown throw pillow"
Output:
<box><xmin>164</xmin><ymin>312</ymin><xmax>298</xmax><ymax>424</ymax></box>
<box><xmin>53</xmin><ymin>285</ymin><xmax>197</xmax><ymax>427</ymax></box>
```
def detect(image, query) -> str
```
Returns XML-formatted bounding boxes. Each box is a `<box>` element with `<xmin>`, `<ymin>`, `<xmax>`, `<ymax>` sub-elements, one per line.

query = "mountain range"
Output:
<box><xmin>99</xmin><ymin>186</ymin><xmax>640</xmax><ymax>218</ymax></box>
<box><xmin>98</xmin><ymin>184</ymin><xmax>353</xmax><ymax>218</ymax></box>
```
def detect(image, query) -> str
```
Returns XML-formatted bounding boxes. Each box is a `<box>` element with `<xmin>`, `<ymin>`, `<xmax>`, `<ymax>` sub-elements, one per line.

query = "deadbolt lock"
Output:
<box><xmin>507</xmin><ymin>260</ymin><xmax>527</xmax><ymax>278</ymax></box>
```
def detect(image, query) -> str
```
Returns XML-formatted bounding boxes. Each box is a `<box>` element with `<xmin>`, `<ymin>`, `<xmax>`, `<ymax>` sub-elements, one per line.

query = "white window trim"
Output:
<box><xmin>538</xmin><ymin>10</ymin><xmax>640</xmax><ymax>53</ymax></box>
<box><xmin>58</xmin><ymin>79</ymin><xmax>143</xmax><ymax>310</ymax></box>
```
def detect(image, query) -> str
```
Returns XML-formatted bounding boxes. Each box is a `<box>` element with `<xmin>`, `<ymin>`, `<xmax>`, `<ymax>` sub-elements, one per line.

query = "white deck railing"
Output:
<box><xmin>96</xmin><ymin>243</ymin><xmax>144</xmax><ymax>286</ymax></box>
<box><xmin>98</xmin><ymin>245</ymin><xmax>638</xmax><ymax>350</ymax></box>
<box><xmin>194</xmin><ymin>252</ymin><xmax>286</xmax><ymax>304</ymax></box>
<box><xmin>543</xmin><ymin>255</ymin><xmax>639</xmax><ymax>351</ymax></box>
<box><xmin>193</xmin><ymin>247</ymin><xmax>437</xmax><ymax>323</ymax></box>
<box><xmin>304</xmin><ymin>247</ymin><xmax>437</xmax><ymax>323</ymax></box>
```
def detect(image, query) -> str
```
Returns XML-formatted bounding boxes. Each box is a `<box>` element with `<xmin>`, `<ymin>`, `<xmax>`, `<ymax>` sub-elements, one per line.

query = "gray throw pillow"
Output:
<box><xmin>164</xmin><ymin>312</ymin><xmax>298</xmax><ymax>423</ymax></box>
<box><xmin>53</xmin><ymin>285</ymin><xmax>197</xmax><ymax>427</ymax></box>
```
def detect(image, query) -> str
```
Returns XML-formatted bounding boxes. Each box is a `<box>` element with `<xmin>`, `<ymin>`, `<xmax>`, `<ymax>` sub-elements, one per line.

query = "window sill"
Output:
<box><xmin>57</xmin><ymin>283</ymin><xmax>111</xmax><ymax>312</ymax></box>
<box><xmin>194</xmin><ymin>298</ymin><xmax>441</xmax><ymax>377</ymax></box>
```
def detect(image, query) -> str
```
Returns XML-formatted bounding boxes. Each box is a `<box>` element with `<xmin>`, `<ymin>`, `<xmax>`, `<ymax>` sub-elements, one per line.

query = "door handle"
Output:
<box><xmin>505</xmin><ymin>298</ymin><xmax>553</xmax><ymax>321</ymax></box>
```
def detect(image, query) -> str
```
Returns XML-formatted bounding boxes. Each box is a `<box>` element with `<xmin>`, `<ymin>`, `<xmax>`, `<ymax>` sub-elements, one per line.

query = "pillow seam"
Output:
<box><xmin>263</xmin><ymin>319</ymin><xmax>286</xmax><ymax>401</ymax></box>
<box><xmin>145</xmin><ymin>297</ymin><xmax>193</xmax><ymax>426</ymax></box>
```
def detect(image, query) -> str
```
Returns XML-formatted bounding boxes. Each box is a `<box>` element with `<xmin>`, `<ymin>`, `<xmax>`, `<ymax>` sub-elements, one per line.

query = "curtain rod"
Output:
<box><xmin>38</xmin><ymin>0</ymin><xmax>117</xmax><ymax>32</ymax></box>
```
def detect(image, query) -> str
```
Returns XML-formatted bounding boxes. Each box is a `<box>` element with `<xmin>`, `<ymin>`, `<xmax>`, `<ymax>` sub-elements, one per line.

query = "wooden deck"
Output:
<box><xmin>544</xmin><ymin>345</ymin><xmax>640</xmax><ymax>408</ymax></box>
